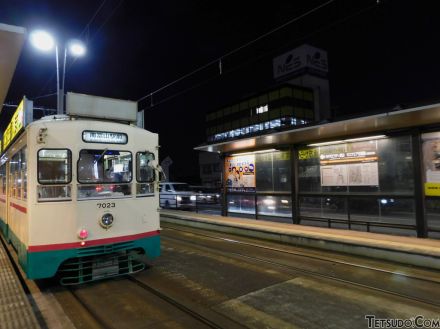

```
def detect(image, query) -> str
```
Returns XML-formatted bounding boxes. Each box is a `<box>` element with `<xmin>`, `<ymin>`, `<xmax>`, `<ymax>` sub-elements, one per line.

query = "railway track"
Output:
<box><xmin>64</xmin><ymin>275</ymin><xmax>245</xmax><ymax>329</ymax></box>
<box><xmin>162</xmin><ymin>224</ymin><xmax>440</xmax><ymax>308</ymax></box>
<box><xmin>3</xmin><ymin>234</ymin><xmax>240</xmax><ymax>329</ymax></box>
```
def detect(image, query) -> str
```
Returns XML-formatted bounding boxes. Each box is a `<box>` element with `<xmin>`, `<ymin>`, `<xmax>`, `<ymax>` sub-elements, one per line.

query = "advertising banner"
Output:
<box><xmin>319</xmin><ymin>151</ymin><xmax>379</xmax><ymax>187</ymax></box>
<box><xmin>225</xmin><ymin>155</ymin><xmax>255</xmax><ymax>191</ymax></box>
<box><xmin>422</xmin><ymin>132</ymin><xmax>440</xmax><ymax>196</ymax></box>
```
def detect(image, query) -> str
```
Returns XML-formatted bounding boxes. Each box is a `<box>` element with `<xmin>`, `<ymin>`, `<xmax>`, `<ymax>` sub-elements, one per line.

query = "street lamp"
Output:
<box><xmin>30</xmin><ymin>30</ymin><xmax>86</xmax><ymax>114</ymax></box>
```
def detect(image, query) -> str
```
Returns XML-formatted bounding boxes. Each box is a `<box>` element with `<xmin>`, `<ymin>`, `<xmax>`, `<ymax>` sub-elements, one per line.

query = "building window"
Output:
<box><xmin>256</xmin><ymin>105</ymin><xmax>268</xmax><ymax>114</ymax></box>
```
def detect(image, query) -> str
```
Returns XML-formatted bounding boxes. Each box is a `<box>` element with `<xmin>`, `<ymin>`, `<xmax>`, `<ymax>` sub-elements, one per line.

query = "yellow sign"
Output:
<box><xmin>298</xmin><ymin>148</ymin><xmax>318</xmax><ymax>160</ymax></box>
<box><xmin>2</xmin><ymin>99</ymin><xmax>24</xmax><ymax>152</ymax></box>
<box><xmin>425</xmin><ymin>183</ymin><xmax>440</xmax><ymax>196</ymax></box>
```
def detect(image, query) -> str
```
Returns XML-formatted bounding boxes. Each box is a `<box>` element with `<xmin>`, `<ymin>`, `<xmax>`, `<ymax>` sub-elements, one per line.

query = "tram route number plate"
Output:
<box><xmin>92</xmin><ymin>258</ymin><xmax>119</xmax><ymax>279</ymax></box>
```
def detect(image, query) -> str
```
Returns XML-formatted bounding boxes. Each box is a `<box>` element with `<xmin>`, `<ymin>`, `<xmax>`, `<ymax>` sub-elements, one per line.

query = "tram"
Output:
<box><xmin>0</xmin><ymin>93</ymin><xmax>161</xmax><ymax>284</ymax></box>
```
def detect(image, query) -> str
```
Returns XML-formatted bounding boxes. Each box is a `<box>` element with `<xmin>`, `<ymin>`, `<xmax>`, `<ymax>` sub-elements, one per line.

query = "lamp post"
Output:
<box><xmin>30</xmin><ymin>30</ymin><xmax>86</xmax><ymax>114</ymax></box>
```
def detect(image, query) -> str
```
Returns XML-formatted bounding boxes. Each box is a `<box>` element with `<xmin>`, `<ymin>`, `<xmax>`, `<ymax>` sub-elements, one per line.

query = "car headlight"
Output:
<box><xmin>190</xmin><ymin>195</ymin><xmax>197</xmax><ymax>201</ymax></box>
<box><xmin>176</xmin><ymin>196</ymin><xmax>182</xmax><ymax>201</ymax></box>
<box><xmin>100</xmin><ymin>213</ymin><xmax>114</xmax><ymax>229</ymax></box>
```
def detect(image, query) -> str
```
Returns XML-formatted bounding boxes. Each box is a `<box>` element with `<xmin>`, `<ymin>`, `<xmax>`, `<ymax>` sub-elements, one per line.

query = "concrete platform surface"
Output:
<box><xmin>160</xmin><ymin>210</ymin><xmax>440</xmax><ymax>270</ymax></box>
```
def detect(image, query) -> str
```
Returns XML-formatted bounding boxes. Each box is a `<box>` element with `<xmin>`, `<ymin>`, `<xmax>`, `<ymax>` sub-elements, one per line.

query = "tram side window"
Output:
<box><xmin>136</xmin><ymin>152</ymin><xmax>155</xmax><ymax>195</ymax></box>
<box><xmin>10</xmin><ymin>147</ymin><xmax>27</xmax><ymax>200</ymax></box>
<box><xmin>38</xmin><ymin>149</ymin><xmax>72</xmax><ymax>201</ymax></box>
<box><xmin>0</xmin><ymin>164</ymin><xmax>6</xmax><ymax>197</ymax></box>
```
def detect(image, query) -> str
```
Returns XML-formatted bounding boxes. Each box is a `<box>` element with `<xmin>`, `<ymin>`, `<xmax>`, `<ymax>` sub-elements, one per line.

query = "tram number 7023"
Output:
<box><xmin>97</xmin><ymin>202</ymin><xmax>116</xmax><ymax>209</ymax></box>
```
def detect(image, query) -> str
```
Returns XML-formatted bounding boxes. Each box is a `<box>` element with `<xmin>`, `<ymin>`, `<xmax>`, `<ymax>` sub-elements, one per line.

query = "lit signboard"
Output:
<box><xmin>2</xmin><ymin>99</ymin><xmax>25</xmax><ymax>152</ymax></box>
<box><xmin>82</xmin><ymin>131</ymin><xmax>128</xmax><ymax>144</ymax></box>
<box><xmin>422</xmin><ymin>132</ymin><xmax>440</xmax><ymax>196</ymax></box>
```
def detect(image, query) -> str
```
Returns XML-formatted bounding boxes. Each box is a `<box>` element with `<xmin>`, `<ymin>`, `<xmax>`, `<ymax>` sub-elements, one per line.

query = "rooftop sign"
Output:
<box><xmin>2</xmin><ymin>98</ymin><xmax>25</xmax><ymax>152</ymax></box>
<box><xmin>66</xmin><ymin>92</ymin><xmax>137</xmax><ymax>123</ymax></box>
<box><xmin>273</xmin><ymin>44</ymin><xmax>328</xmax><ymax>80</ymax></box>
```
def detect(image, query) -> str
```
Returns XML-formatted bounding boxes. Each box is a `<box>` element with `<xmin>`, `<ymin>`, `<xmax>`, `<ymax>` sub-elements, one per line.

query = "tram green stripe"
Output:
<box><xmin>0</xmin><ymin>216</ymin><xmax>8</xmax><ymax>238</ymax></box>
<box><xmin>27</xmin><ymin>235</ymin><xmax>161</xmax><ymax>279</ymax></box>
<box><xmin>1</xmin><ymin>226</ymin><xmax>160</xmax><ymax>280</ymax></box>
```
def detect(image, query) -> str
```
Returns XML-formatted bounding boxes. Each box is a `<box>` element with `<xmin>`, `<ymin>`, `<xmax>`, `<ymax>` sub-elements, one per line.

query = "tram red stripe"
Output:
<box><xmin>27</xmin><ymin>230</ymin><xmax>160</xmax><ymax>252</ymax></box>
<box><xmin>10</xmin><ymin>202</ymin><xmax>27</xmax><ymax>214</ymax></box>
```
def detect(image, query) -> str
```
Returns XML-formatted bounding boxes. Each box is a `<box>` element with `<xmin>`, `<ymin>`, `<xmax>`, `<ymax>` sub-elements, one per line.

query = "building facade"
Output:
<box><xmin>206</xmin><ymin>84</ymin><xmax>315</xmax><ymax>143</ymax></box>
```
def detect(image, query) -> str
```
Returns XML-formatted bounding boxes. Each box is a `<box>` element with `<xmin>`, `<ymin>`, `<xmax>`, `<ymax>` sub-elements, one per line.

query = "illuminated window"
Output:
<box><xmin>256</xmin><ymin>105</ymin><xmax>268</xmax><ymax>114</ymax></box>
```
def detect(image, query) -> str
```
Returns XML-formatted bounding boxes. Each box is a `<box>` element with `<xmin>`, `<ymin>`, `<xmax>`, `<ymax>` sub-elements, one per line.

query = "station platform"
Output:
<box><xmin>0</xmin><ymin>240</ymin><xmax>40</xmax><ymax>329</ymax></box>
<box><xmin>160</xmin><ymin>210</ymin><xmax>440</xmax><ymax>270</ymax></box>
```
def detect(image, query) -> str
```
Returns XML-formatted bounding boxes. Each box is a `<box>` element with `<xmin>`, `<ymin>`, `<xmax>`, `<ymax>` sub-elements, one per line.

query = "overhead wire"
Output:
<box><xmin>139</xmin><ymin>0</ymin><xmax>380</xmax><ymax>111</ymax></box>
<box><xmin>137</xmin><ymin>0</ymin><xmax>337</xmax><ymax>104</ymax></box>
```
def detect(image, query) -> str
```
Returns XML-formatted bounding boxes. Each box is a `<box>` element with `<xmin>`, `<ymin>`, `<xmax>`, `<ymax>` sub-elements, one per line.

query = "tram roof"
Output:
<box><xmin>195</xmin><ymin>103</ymin><xmax>440</xmax><ymax>154</ymax></box>
<box><xmin>0</xmin><ymin>23</ymin><xmax>26</xmax><ymax>109</ymax></box>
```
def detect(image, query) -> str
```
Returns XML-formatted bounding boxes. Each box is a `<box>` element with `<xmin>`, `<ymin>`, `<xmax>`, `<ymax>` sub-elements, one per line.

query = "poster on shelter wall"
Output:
<box><xmin>319</xmin><ymin>151</ymin><xmax>379</xmax><ymax>187</ymax></box>
<box><xmin>225</xmin><ymin>155</ymin><xmax>255</xmax><ymax>191</ymax></box>
<box><xmin>422</xmin><ymin>133</ymin><xmax>440</xmax><ymax>196</ymax></box>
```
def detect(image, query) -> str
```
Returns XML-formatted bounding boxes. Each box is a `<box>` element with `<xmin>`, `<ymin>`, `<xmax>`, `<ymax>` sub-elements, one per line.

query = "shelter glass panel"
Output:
<box><xmin>299</xmin><ymin>196</ymin><xmax>348</xmax><ymax>220</ymax></box>
<box><xmin>298</xmin><ymin>136</ymin><xmax>414</xmax><ymax>194</ymax></box>
<box><xmin>257</xmin><ymin>195</ymin><xmax>292</xmax><ymax>218</ymax></box>
<box><xmin>426</xmin><ymin>199</ymin><xmax>440</xmax><ymax>237</ymax></box>
<box><xmin>227</xmin><ymin>194</ymin><xmax>255</xmax><ymax>215</ymax></box>
<box><xmin>256</xmin><ymin>151</ymin><xmax>291</xmax><ymax>192</ymax></box>
<box><xmin>349</xmin><ymin>197</ymin><xmax>415</xmax><ymax>225</ymax></box>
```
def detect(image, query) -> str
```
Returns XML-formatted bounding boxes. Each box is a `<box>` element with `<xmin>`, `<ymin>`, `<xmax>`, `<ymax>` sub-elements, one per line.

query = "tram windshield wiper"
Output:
<box><xmin>94</xmin><ymin>148</ymin><xmax>108</xmax><ymax>164</ymax></box>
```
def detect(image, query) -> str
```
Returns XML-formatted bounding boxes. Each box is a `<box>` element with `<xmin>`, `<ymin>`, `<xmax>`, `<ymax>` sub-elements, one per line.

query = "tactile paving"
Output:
<box><xmin>0</xmin><ymin>243</ymin><xmax>40</xmax><ymax>329</ymax></box>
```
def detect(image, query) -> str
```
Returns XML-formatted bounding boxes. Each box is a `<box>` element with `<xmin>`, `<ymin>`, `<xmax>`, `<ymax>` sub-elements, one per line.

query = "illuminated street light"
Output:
<box><xmin>68</xmin><ymin>39</ymin><xmax>86</xmax><ymax>57</ymax></box>
<box><xmin>30</xmin><ymin>30</ymin><xmax>87</xmax><ymax>114</ymax></box>
<box><xmin>29</xmin><ymin>30</ymin><xmax>55</xmax><ymax>51</ymax></box>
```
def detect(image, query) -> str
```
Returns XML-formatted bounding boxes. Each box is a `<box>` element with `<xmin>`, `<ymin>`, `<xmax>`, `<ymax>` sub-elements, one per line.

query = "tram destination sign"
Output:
<box><xmin>82</xmin><ymin>131</ymin><xmax>128</xmax><ymax>144</ymax></box>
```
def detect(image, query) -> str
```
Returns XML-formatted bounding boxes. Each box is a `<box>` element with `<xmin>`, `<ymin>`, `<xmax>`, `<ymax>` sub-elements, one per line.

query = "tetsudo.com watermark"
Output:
<box><xmin>365</xmin><ymin>315</ymin><xmax>440</xmax><ymax>328</ymax></box>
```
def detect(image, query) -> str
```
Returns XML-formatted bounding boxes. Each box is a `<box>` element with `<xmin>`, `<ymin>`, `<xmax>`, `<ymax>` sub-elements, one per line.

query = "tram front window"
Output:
<box><xmin>78</xmin><ymin>149</ymin><xmax>132</xmax><ymax>199</ymax></box>
<box><xmin>136</xmin><ymin>151</ymin><xmax>155</xmax><ymax>196</ymax></box>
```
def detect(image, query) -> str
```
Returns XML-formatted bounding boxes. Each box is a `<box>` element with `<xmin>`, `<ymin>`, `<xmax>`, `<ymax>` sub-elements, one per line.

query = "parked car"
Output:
<box><xmin>159</xmin><ymin>182</ymin><xmax>196</xmax><ymax>209</ymax></box>
<box><xmin>190</xmin><ymin>186</ymin><xmax>221</xmax><ymax>204</ymax></box>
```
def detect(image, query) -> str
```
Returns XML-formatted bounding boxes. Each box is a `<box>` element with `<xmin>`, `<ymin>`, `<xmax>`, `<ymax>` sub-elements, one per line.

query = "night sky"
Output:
<box><xmin>1</xmin><ymin>0</ymin><xmax>440</xmax><ymax>182</ymax></box>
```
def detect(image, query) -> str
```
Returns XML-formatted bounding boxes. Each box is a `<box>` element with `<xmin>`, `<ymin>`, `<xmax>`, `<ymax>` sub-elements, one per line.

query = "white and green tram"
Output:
<box><xmin>0</xmin><ymin>94</ymin><xmax>161</xmax><ymax>284</ymax></box>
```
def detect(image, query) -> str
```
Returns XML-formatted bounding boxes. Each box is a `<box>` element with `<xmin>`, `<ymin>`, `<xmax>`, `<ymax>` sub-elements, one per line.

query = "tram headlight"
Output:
<box><xmin>190</xmin><ymin>195</ymin><xmax>197</xmax><ymax>201</ymax></box>
<box><xmin>100</xmin><ymin>213</ymin><xmax>114</xmax><ymax>229</ymax></box>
